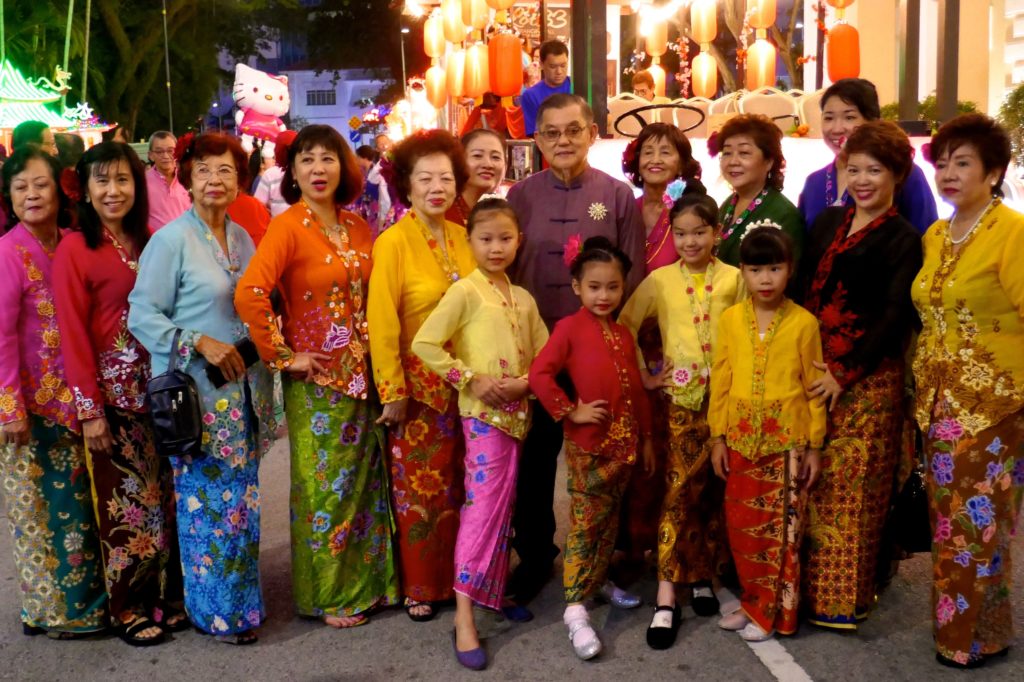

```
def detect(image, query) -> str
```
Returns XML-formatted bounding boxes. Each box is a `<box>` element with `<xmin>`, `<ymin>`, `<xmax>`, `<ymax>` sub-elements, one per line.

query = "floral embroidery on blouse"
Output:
<box><xmin>73</xmin><ymin>310</ymin><xmax>149</xmax><ymax>420</ymax></box>
<box><xmin>595</xmin><ymin>321</ymin><xmax>640</xmax><ymax>463</ymax></box>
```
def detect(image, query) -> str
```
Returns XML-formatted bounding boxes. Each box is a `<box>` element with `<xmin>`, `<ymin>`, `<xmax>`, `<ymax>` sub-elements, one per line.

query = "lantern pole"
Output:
<box><xmin>82</xmin><ymin>0</ymin><xmax>91</xmax><ymax>103</ymax></box>
<box><xmin>400</xmin><ymin>25</ymin><xmax>410</xmax><ymax>99</ymax></box>
<box><xmin>162</xmin><ymin>0</ymin><xmax>174</xmax><ymax>131</ymax></box>
<box><xmin>62</xmin><ymin>0</ymin><xmax>75</xmax><ymax>111</ymax></box>
<box><xmin>897</xmin><ymin>0</ymin><xmax>920</xmax><ymax>121</ymax></box>
<box><xmin>935</xmin><ymin>0</ymin><xmax>959</xmax><ymax>123</ymax></box>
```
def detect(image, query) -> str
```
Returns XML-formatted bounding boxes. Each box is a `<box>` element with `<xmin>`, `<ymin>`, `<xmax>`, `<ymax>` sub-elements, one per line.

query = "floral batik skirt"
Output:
<box><xmin>657</xmin><ymin>403</ymin><xmax>729</xmax><ymax>585</ymax></box>
<box><xmin>387</xmin><ymin>396</ymin><xmax>464</xmax><ymax>602</ymax></box>
<box><xmin>171</xmin><ymin>423</ymin><xmax>263</xmax><ymax>635</ymax></box>
<box><xmin>924</xmin><ymin>403</ymin><xmax>1024</xmax><ymax>666</ymax></box>
<box><xmin>85</xmin><ymin>406</ymin><xmax>182</xmax><ymax>622</ymax></box>
<box><xmin>563</xmin><ymin>442</ymin><xmax>633</xmax><ymax>603</ymax></box>
<box><xmin>453</xmin><ymin>418</ymin><xmax>520</xmax><ymax>610</ymax></box>
<box><xmin>803</xmin><ymin>361</ymin><xmax>903</xmax><ymax>629</ymax></box>
<box><xmin>0</xmin><ymin>416</ymin><xmax>107</xmax><ymax>632</ymax></box>
<box><xmin>284</xmin><ymin>379</ymin><xmax>398</xmax><ymax>617</ymax></box>
<box><xmin>725</xmin><ymin>447</ymin><xmax>807</xmax><ymax>635</ymax></box>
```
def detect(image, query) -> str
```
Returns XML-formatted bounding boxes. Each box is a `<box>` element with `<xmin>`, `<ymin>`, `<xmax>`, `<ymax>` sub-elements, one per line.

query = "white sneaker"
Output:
<box><xmin>738</xmin><ymin>622</ymin><xmax>774</xmax><ymax>642</ymax></box>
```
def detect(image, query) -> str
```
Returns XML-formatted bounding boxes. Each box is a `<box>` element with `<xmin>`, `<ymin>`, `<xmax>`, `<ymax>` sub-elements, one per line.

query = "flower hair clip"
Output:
<box><xmin>562</xmin><ymin>232</ymin><xmax>583</xmax><ymax>269</ymax></box>
<box><xmin>621</xmin><ymin>137</ymin><xmax>640</xmax><ymax>176</ymax></box>
<box><xmin>59</xmin><ymin>167</ymin><xmax>82</xmax><ymax>203</ymax></box>
<box><xmin>706</xmin><ymin>131</ymin><xmax>721</xmax><ymax>158</ymax></box>
<box><xmin>274</xmin><ymin>129</ymin><xmax>298</xmax><ymax>169</ymax></box>
<box><xmin>173</xmin><ymin>131</ymin><xmax>196</xmax><ymax>164</ymax></box>
<box><xmin>920</xmin><ymin>142</ymin><xmax>930</xmax><ymax>164</ymax></box>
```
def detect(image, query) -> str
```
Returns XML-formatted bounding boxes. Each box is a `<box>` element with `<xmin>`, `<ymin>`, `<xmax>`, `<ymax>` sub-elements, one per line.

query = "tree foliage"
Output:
<box><xmin>998</xmin><ymin>82</ymin><xmax>1024</xmax><ymax>168</ymax></box>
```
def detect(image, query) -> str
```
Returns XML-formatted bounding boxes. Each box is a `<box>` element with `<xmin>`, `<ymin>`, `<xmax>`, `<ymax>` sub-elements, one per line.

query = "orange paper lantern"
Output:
<box><xmin>462</xmin><ymin>0</ymin><xmax>489</xmax><ymax>30</ymax></box>
<box><xmin>825</xmin><ymin>0</ymin><xmax>856</xmax><ymax>8</ymax></box>
<box><xmin>447</xmin><ymin>48</ymin><xmax>466</xmax><ymax>97</ymax></box>
<box><xmin>745</xmin><ymin>38</ymin><xmax>777</xmax><ymax>90</ymax></box>
<box><xmin>486</xmin><ymin>0</ymin><xmax>516</xmax><ymax>9</ymax></box>
<box><xmin>424</xmin><ymin>15</ymin><xmax>446</xmax><ymax>59</ymax></box>
<box><xmin>648</xmin><ymin>62</ymin><xmax>666</xmax><ymax>98</ymax></box>
<box><xmin>442</xmin><ymin>0</ymin><xmax>467</xmax><ymax>43</ymax></box>
<box><xmin>690</xmin><ymin>0</ymin><xmax>717</xmax><ymax>45</ymax></box>
<box><xmin>646</xmin><ymin>21</ymin><xmax>668</xmax><ymax>57</ymax></box>
<box><xmin>464</xmin><ymin>42</ymin><xmax>490</xmax><ymax>98</ymax></box>
<box><xmin>692</xmin><ymin>52</ymin><xmax>718</xmax><ymax>98</ymax></box>
<box><xmin>488</xmin><ymin>32</ymin><xmax>523</xmax><ymax>97</ymax></box>
<box><xmin>425</xmin><ymin>65</ymin><xmax>448</xmax><ymax>108</ymax></box>
<box><xmin>747</xmin><ymin>0</ymin><xmax>777</xmax><ymax>30</ymax></box>
<box><xmin>827</xmin><ymin>23</ymin><xmax>861</xmax><ymax>81</ymax></box>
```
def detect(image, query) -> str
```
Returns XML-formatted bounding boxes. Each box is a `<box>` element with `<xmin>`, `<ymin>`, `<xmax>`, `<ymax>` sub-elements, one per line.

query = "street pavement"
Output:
<box><xmin>1</xmin><ymin>436</ymin><xmax>1021</xmax><ymax>681</ymax></box>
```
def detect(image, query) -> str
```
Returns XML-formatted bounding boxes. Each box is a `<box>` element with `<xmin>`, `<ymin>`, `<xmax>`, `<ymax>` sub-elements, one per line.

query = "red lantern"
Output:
<box><xmin>692</xmin><ymin>52</ymin><xmax>718</xmax><ymax>99</ymax></box>
<box><xmin>464</xmin><ymin>42</ymin><xmax>490</xmax><ymax>98</ymax></box>
<box><xmin>827</xmin><ymin>23</ymin><xmax>860</xmax><ymax>81</ymax></box>
<box><xmin>424</xmin><ymin>15</ymin><xmax>445</xmax><ymax>59</ymax></box>
<box><xmin>462</xmin><ymin>0</ymin><xmax>488</xmax><ymax>30</ymax></box>
<box><xmin>442</xmin><ymin>0</ymin><xmax>467</xmax><ymax>43</ymax></box>
<box><xmin>747</xmin><ymin>0</ymin><xmax>777</xmax><ymax>30</ymax></box>
<box><xmin>745</xmin><ymin>38</ymin><xmax>777</xmax><ymax>90</ymax></box>
<box><xmin>488</xmin><ymin>32</ymin><xmax>523</xmax><ymax>97</ymax></box>
<box><xmin>691</xmin><ymin>0</ymin><xmax>717</xmax><ymax>45</ymax></box>
<box><xmin>447</xmin><ymin>48</ymin><xmax>466</xmax><ymax>97</ymax></box>
<box><xmin>646</xmin><ymin>21</ymin><xmax>668</xmax><ymax>57</ymax></box>
<box><xmin>426</xmin><ymin>65</ymin><xmax>447</xmax><ymax>109</ymax></box>
<box><xmin>486</xmin><ymin>0</ymin><xmax>516</xmax><ymax>9</ymax></box>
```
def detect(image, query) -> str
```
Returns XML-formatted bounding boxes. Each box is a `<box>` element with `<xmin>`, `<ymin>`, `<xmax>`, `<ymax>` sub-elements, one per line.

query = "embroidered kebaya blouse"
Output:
<box><xmin>235</xmin><ymin>202</ymin><xmax>373</xmax><ymax>400</ymax></box>
<box><xmin>911</xmin><ymin>200</ymin><xmax>1024</xmax><ymax>435</ymax></box>
<box><xmin>640</xmin><ymin>201</ymin><xmax>679</xmax><ymax>273</ymax></box>
<box><xmin>796</xmin><ymin>207</ymin><xmax>922</xmax><ymax>389</ymax></box>
<box><xmin>620</xmin><ymin>260</ymin><xmax>746</xmax><ymax>410</ymax></box>
<box><xmin>366</xmin><ymin>211</ymin><xmax>476</xmax><ymax>411</ymax></box>
<box><xmin>716</xmin><ymin>187</ymin><xmax>805</xmax><ymax>268</ymax></box>
<box><xmin>52</xmin><ymin>231</ymin><xmax>149</xmax><ymax>422</ymax></box>
<box><xmin>0</xmin><ymin>225</ymin><xmax>76</xmax><ymax>430</ymax></box>
<box><xmin>529</xmin><ymin>308</ymin><xmax>652</xmax><ymax>462</ymax></box>
<box><xmin>709</xmin><ymin>299</ymin><xmax>827</xmax><ymax>459</ymax></box>
<box><xmin>411</xmin><ymin>269</ymin><xmax>549</xmax><ymax>439</ymax></box>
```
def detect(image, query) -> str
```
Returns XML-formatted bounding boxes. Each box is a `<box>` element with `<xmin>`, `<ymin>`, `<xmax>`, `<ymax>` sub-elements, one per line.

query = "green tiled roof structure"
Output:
<box><xmin>0</xmin><ymin>60</ymin><xmax>76</xmax><ymax>129</ymax></box>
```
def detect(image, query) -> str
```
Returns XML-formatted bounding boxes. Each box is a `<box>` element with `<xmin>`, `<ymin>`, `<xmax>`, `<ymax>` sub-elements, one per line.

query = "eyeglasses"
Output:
<box><xmin>150</xmin><ymin>149</ymin><xmax>175</xmax><ymax>157</ymax></box>
<box><xmin>536</xmin><ymin>125</ymin><xmax>587</xmax><ymax>144</ymax></box>
<box><xmin>193</xmin><ymin>165</ymin><xmax>237</xmax><ymax>181</ymax></box>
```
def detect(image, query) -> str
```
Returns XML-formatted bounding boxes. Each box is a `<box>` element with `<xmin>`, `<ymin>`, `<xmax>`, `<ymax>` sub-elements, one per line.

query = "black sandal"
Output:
<box><xmin>646</xmin><ymin>604</ymin><xmax>682</xmax><ymax>650</ymax></box>
<box><xmin>157</xmin><ymin>605</ymin><xmax>191</xmax><ymax>633</ymax></box>
<box><xmin>22</xmin><ymin>623</ymin><xmax>45</xmax><ymax>637</ymax></box>
<box><xmin>214</xmin><ymin>630</ymin><xmax>258</xmax><ymax>646</ymax></box>
<box><xmin>119</xmin><ymin>615</ymin><xmax>166</xmax><ymax>647</ymax></box>
<box><xmin>404</xmin><ymin>598</ymin><xmax>436</xmax><ymax>622</ymax></box>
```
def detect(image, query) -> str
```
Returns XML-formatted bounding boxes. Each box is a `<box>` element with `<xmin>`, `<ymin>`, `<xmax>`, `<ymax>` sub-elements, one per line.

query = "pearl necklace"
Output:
<box><xmin>948</xmin><ymin>199</ymin><xmax>995</xmax><ymax>245</ymax></box>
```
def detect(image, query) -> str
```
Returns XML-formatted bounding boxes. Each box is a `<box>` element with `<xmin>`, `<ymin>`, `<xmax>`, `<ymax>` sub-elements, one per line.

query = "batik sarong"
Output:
<box><xmin>925</xmin><ymin>404</ymin><xmax>1024</xmax><ymax>666</ymax></box>
<box><xmin>563</xmin><ymin>442</ymin><xmax>633</xmax><ymax>603</ymax></box>
<box><xmin>657</xmin><ymin>403</ymin><xmax>729</xmax><ymax>584</ymax></box>
<box><xmin>85</xmin><ymin>406</ymin><xmax>181</xmax><ymax>621</ymax></box>
<box><xmin>803</xmin><ymin>361</ymin><xmax>903</xmax><ymax>629</ymax></box>
<box><xmin>725</xmin><ymin>447</ymin><xmax>806</xmax><ymax>635</ymax></box>
<box><xmin>0</xmin><ymin>416</ymin><xmax>107</xmax><ymax>632</ymax></box>
<box><xmin>285</xmin><ymin>379</ymin><xmax>398</xmax><ymax>617</ymax></box>
<box><xmin>453</xmin><ymin>418</ymin><xmax>520</xmax><ymax>609</ymax></box>
<box><xmin>387</xmin><ymin>396</ymin><xmax>464</xmax><ymax>602</ymax></box>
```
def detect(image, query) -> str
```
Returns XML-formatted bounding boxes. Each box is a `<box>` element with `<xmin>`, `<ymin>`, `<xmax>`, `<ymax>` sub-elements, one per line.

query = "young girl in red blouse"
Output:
<box><xmin>529</xmin><ymin>237</ymin><xmax>653</xmax><ymax>661</ymax></box>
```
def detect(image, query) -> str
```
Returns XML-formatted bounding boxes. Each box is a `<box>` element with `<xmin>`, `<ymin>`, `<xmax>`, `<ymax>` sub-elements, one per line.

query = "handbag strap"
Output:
<box><xmin>169</xmin><ymin>328</ymin><xmax>183</xmax><ymax>373</ymax></box>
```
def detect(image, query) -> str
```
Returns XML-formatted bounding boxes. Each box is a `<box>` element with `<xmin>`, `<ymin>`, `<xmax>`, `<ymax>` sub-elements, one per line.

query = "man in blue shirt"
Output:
<box><xmin>521</xmin><ymin>40</ymin><xmax>572</xmax><ymax>136</ymax></box>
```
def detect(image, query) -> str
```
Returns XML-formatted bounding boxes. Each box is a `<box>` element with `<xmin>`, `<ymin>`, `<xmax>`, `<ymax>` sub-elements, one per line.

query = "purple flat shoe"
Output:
<box><xmin>501</xmin><ymin>604</ymin><xmax>534</xmax><ymax>623</ymax></box>
<box><xmin>451</xmin><ymin>630</ymin><xmax>487</xmax><ymax>671</ymax></box>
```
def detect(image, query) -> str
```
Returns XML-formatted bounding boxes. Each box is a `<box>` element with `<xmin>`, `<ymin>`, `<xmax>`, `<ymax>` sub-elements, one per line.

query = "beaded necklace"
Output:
<box><xmin>682</xmin><ymin>260</ymin><xmax>715</xmax><ymax>373</ymax></box>
<box><xmin>719</xmin><ymin>187</ymin><xmax>770</xmax><ymax>243</ymax></box>
<box><xmin>411</xmin><ymin>210</ymin><xmax>461</xmax><ymax>283</ymax></box>
<box><xmin>103</xmin><ymin>228</ymin><xmax>139</xmax><ymax>273</ymax></box>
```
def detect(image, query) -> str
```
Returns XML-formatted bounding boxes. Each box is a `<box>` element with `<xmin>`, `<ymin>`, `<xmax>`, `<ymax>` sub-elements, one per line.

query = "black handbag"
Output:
<box><xmin>146</xmin><ymin>329</ymin><xmax>203</xmax><ymax>458</ymax></box>
<box><xmin>890</xmin><ymin>463</ymin><xmax>932</xmax><ymax>555</ymax></box>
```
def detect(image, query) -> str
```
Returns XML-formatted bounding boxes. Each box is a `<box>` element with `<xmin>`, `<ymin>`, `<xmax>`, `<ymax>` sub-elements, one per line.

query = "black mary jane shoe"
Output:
<box><xmin>690</xmin><ymin>583</ymin><xmax>720</xmax><ymax>617</ymax></box>
<box><xmin>646</xmin><ymin>604</ymin><xmax>682</xmax><ymax>650</ymax></box>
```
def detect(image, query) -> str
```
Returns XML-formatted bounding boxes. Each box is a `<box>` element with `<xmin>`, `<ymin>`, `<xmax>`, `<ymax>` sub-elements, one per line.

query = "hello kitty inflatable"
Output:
<box><xmin>232</xmin><ymin>63</ymin><xmax>290</xmax><ymax>158</ymax></box>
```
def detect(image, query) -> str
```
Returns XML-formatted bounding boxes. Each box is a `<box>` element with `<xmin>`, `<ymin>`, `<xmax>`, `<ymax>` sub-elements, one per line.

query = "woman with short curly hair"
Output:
<box><xmin>713</xmin><ymin>114</ymin><xmax>804</xmax><ymax>267</ymax></box>
<box><xmin>367</xmin><ymin>129</ymin><xmax>475</xmax><ymax>621</ymax></box>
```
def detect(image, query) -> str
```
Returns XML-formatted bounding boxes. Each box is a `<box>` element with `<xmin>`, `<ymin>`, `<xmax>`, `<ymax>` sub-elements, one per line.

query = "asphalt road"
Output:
<box><xmin>1</xmin><ymin>436</ymin><xmax>1021</xmax><ymax>681</ymax></box>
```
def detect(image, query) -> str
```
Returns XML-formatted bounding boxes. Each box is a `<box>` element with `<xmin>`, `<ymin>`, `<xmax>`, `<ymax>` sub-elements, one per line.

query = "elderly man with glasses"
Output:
<box><xmin>504</xmin><ymin>92</ymin><xmax>645</xmax><ymax>609</ymax></box>
<box><xmin>145</xmin><ymin>130</ymin><xmax>192</xmax><ymax>230</ymax></box>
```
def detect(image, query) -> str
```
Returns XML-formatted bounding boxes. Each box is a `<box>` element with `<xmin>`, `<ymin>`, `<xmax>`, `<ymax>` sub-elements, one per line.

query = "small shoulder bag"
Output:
<box><xmin>146</xmin><ymin>329</ymin><xmax>203</xmax><ymax>458</ymax></box>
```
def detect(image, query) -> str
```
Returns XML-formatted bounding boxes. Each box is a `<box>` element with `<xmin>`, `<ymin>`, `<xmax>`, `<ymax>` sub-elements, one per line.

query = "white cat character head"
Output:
<box><xmin>232</xmin><ymin>63</ymin><xmax>290</xmax><ymax>118</ymax></box>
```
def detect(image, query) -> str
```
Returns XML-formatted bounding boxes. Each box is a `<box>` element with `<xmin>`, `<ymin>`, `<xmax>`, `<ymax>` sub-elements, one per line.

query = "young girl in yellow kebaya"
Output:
<box><xmin>709</xmin><ymin>226</ymin><xmax>826</xmax><ymax>642</ymax></box>
<box><xmin>619</xmin><ymin>185</ymin><xmax>746</xmax><ymax>650</ymax></box>
<box><xmin>412</xmin><ymin>197</ymin><xmax>548</xmax><ymax>671</ymax></box>
<box><xmin>529</xmin><ymin>237</ymin><xmax>653</xmax><ymax>661</ymax></box>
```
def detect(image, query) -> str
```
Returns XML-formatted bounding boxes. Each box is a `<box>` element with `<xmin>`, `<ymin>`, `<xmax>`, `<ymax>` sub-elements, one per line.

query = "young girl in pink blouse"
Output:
<box><xmin>529</xmin><ymin>237</ymin><xmax>653</xmax><ymax>661</ymax></box>
<box><xmin>412</xmin><ymin>198</ymin><xmax>548</xmax><ymax>670</ymax></box>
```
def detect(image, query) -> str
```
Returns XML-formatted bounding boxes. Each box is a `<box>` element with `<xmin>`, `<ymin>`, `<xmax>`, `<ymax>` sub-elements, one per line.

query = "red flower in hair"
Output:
<box><xmin>621</xmin><ymin>138</ymin><xmax>640</xmax><ymax>177</ymax></box>
<box><xmin>706</xmin><ymin>131</ymin><xmax>721</xmax><ymax>158</ymax></box>
<box><xmin>562</xmin><ymin>233</ymin><xmax>583</xmax><ymax>269</ymax></box>
<box><xmin>59</xmin><ymin>167</ymin><xmax>82</xmax><ymax>203</ymax></box>
<box><xmin>274</xmin><ymin>129</ymin><xmax>298</xmax><ymax>169</ymax></box>
<box><xmin>173</xmin><ymin>132</ymin><xmax>196</xmax><ymax>163</ymax></box>
<box><xmin>920</xmin><ymin>142</ymin><xmax>931</xmax><ymax>164</ymax></box>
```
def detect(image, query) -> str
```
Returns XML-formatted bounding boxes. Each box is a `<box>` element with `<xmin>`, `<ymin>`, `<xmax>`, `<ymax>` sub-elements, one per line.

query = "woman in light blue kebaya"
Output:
<box><xmin>128</xmin><ymin>132</ymin><xmax>276</xmax><ymax>645</ymax></box>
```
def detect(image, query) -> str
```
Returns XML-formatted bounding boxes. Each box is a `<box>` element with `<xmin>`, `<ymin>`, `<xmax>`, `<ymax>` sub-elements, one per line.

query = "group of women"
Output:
<box><xmin>0</xmin><ymin>75</ymin><xmax>1021</xmax><ymax>668</ymax></box>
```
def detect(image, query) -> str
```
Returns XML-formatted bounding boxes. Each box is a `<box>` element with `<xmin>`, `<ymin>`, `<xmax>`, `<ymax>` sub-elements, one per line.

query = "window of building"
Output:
<box><xmin>306</xmin><ymin>89</ymin><xmax>337</xmax><ymax>106</ymax></box>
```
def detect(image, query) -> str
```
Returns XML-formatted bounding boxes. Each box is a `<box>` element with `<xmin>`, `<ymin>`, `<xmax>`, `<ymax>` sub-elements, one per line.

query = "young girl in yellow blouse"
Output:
<box><xmin>411</xmin><ymin>198</ymin><xmax>548</xmax><ymax>671</ymax></box>
<box><xmin>709</xmin><ymin>226</ymin><xmax>826</xmax><ymax>642</ymax></box>
<box><xmin>619</xmin><ymin>185</ymin><xmax>745</xmax><ymax>650</ymax></box>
